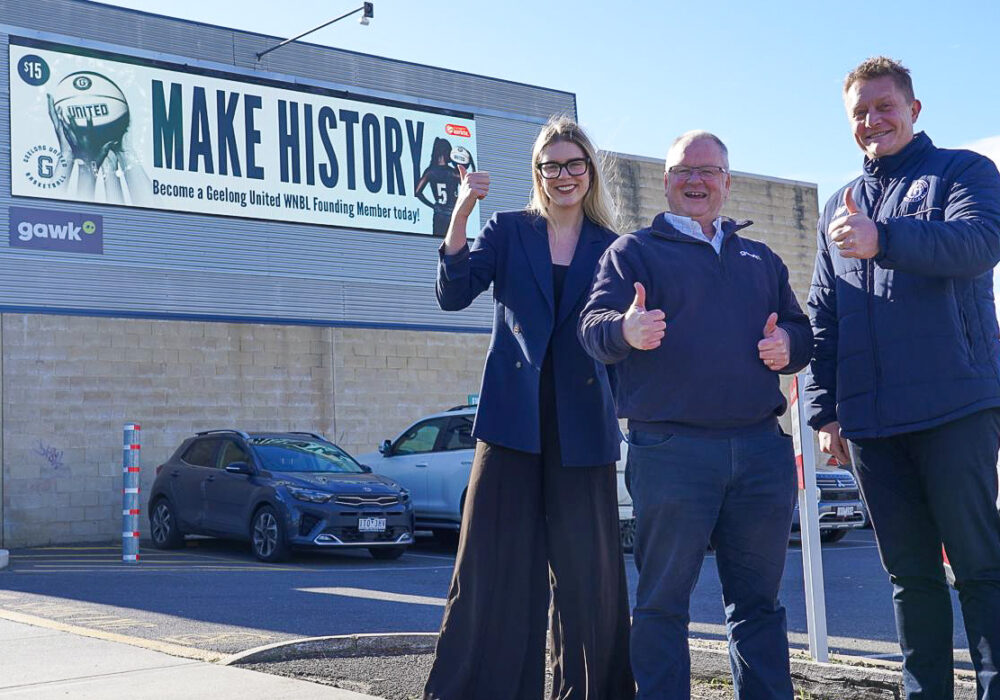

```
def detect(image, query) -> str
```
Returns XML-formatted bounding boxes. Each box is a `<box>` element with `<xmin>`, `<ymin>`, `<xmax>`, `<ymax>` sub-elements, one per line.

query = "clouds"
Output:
<box><xmin>964</xmin><ymin>135</ymin><xmax>1000</xmax><ymax>166</ymax></box>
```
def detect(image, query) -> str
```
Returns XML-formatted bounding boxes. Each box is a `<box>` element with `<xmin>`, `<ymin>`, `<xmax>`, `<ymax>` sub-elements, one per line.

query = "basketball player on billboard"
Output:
<box><xmin>415</xmin><ymin>137</ymin><xmax>476</xmax><ymax>237</ymax></box>
<box><xmin>46</xmin><ymin>71</ymin><xmax>150</xmax><ymax>205</ymax></box>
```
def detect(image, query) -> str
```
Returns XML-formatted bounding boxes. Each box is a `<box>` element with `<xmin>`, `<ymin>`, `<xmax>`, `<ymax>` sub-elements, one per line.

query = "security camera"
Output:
<box><xmin>360</xmin><ymin>2</ymin><xmax>373</xmax><ymax>24</ymax></box>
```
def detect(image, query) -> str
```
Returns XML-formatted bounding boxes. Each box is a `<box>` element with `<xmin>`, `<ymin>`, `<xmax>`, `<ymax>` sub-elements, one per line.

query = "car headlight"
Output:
<box><xmin>288</xmin><ymin>487</ymin><xmax>333</xmax><ymax>503</ymax></box>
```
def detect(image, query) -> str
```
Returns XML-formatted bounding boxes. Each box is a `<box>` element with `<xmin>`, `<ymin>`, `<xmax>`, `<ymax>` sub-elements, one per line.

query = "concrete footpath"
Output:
<box><xmin>0</xmin><ymin>596</ymin><xmax>980</xmax><ymax>699</ymax></box>
<box><xmin>0</xmin><ymin>617</ymin><xmax>380</xmax><ymax>699</ymax></box>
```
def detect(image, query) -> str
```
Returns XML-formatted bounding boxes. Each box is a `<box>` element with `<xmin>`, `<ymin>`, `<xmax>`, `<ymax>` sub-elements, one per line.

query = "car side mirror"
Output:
<box><xmin>225</xmin><ymin>461</ymin><xmax>253</xmax><ymax>475</ymax></box>
<box><xmin>378</xmin><ymin>439</ymin><xmax>391</xmax><ymax>456</ymax></box>
<box><xmin>360</xmin><ymin>464</ymin><xmax>373</xmax><ymax>473</ymax></box>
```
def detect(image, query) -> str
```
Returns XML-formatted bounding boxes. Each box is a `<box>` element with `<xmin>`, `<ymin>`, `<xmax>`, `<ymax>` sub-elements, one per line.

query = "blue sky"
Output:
<box><xmin>96</xmin><ymin>0</ymin><xmax>1000</xmax><ymax>208</ymax></box>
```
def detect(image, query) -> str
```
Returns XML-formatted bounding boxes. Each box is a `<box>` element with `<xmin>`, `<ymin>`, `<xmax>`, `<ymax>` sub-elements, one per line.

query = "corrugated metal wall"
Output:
<box><xmin>0</xmin><ymin>0</ymin><xmax>577</xmax><ymax>332</ymax></box>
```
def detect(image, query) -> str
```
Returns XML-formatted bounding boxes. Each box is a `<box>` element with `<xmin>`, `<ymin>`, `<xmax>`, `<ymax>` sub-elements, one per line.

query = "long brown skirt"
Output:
<box><xmin>422</xmin><ymin>438</ymin><xmax>635</xmax><ymax>700</ymax></box>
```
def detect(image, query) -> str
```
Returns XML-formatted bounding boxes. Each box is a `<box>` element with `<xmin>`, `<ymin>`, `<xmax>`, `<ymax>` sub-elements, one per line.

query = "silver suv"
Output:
<box><xmin>360</xmin><ymin>406</ymin><xmax>635</xmax><ymax>551</ymax></box>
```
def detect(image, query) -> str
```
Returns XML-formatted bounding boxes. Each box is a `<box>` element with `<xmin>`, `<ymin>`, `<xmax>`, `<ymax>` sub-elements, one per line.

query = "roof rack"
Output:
<box><xmin>195</xmin><ymin>429</ymin><xmax>251</xmax><ymax>440</ymax></box>
<box><xmin>286</xmin><ymin>431</ymin><xmax>329</xmax><ymax>441</ymax></box>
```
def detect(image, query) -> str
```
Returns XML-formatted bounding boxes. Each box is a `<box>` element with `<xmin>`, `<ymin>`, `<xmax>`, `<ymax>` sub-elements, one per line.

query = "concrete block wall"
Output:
<box><xmin>0</xmin><ymin>314</ymin><xmax>488</xmax><ymax>547</ymax></box>
<box><xmin>330</xmin><ymin>328</ymin><xmax>488</xmax><ymax>458</ymax></box>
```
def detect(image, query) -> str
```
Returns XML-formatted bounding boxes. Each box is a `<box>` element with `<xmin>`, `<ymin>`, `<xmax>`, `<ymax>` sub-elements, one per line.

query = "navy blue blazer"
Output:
<box><xmin>436</xmin><ymin>210</ymin><xmax>621</xmax><ymax>467</ymax></box>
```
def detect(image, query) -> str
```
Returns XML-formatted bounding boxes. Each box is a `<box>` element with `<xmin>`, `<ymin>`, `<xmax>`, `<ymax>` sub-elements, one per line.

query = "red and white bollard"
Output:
<box><xmin>122</xmin><ymin>423</ymin><xmax>141</xmax><ymax>563</ymax></box>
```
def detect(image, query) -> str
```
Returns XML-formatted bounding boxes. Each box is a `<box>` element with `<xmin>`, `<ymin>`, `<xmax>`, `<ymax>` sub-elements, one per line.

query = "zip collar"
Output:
<box><xmin>649</xmin><ymin>212</ymin><xmax>753</xmax><ymax>244</ymax></box>
<box><xmin>863</xmin><ymin>131</ymin><xmax>934</xmax><ymax>181</ymax></box>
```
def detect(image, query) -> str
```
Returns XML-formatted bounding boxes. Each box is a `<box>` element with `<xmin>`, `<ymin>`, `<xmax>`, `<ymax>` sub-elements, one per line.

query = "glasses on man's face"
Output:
<box><xmin>667</xmin><ymin>165</ymin><xmax>728</xmax><ymax>181</ymax></box>
<box><xmin>536</xmin><ymin>158</ymin><xmax>590</xmax><ymax>180</ymax></box>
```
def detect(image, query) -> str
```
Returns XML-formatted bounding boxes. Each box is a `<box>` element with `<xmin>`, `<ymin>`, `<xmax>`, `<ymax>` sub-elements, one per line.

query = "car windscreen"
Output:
<box><xmin>248</xmin><ymin>438</ymin><xmax>365</xmax><ymax>473</ymax></box>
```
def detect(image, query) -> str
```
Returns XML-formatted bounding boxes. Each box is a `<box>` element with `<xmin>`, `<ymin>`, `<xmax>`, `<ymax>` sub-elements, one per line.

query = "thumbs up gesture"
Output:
<box><xmin>828</xmin><ymin>188</ymin><xmax>879</xmax><ymax>259</ymax></box>
<box><xmin>758</xmin><ymin>312</ymin><xmax>791</xmax><ymax>371</ymax></box>
<box><xmin>454</xmin><ymin>164</ymin><xmax>490</xmax><ymax>219</ymax></box>
<box><xmin>622</xmin><ymin>282</ymin><xmax>666</xmax><ymax>350</ymax></box>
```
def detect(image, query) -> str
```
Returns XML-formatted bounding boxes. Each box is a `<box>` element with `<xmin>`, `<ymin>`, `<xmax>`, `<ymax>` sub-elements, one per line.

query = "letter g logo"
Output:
<box><xmin>37</xmin><ymin>155</ymin><xmax>54</xmax><ymax>179</ymax></box>
<box><xmin>17</xmin><ymin>222</ymin><xmax>33</xmax><ymax>241</ymax></box>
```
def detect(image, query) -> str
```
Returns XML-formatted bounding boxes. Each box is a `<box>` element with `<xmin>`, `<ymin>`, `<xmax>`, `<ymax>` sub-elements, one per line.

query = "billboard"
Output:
<box><xmin>9</xmin><ymin>37</ymin><xmax>479</xmax><ymax>237</ymax></box>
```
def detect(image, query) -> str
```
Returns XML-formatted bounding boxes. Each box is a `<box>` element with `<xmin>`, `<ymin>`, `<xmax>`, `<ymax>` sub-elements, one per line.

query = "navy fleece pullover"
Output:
<box><xmin>579</xmin><ymin>214</ymin><xmax>812</xmax><ymax>435</ymax></box>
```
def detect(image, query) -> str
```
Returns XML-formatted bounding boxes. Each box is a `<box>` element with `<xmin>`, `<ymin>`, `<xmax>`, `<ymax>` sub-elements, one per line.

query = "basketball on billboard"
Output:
<box><xmin>51</xmin><ymin>71</ymin><xmax>130</xmax><ymax>143</ymax></box>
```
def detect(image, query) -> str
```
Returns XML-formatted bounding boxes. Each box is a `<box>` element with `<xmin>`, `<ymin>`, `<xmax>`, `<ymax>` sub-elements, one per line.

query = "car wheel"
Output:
<box><xmin>820</xmin><ymin>529</ymin><xmax>848</xmax><ymax>544</ymax></box>
<box><xmin>619</xmin><ymin>518</ymin><xmax>636</xmax><ymax>554</ymax></box>
<box><xmin>251</xmin><ymin>506</ymin><xmax>290</xmax><ymax>562</ymax></box>
<box><xmin>369</xmin><ymin>546</ymin><xmax>406</xmax><ymax>560</ymax></box>
<box><xmin>150</xmin><ymin>498</ymin><xmax>184</xmax><ymax>549</ymax></box>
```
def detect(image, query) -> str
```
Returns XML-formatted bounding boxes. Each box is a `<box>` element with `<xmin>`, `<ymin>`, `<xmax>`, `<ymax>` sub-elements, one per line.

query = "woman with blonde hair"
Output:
<box><xmin>424</xmin><ymin>116</ymin><xmax>634</xmax><ymax>700</ymax></box>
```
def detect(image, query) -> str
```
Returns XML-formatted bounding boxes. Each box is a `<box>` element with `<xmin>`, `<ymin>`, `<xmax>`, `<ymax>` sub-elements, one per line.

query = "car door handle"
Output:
<box><xmin>205</xmin><ymin>475</ymin><xmax>216</xmax><ymax>482</ymax></box>
<box><xmin>415</xmin><ymin>463</ymin><xmax>428</xmax><ymax>468</ymax></box>
<box><xmin>170</xmin><ymin>470</ymin><xmax>180</xmax><ymax>477</ymax></box>
<box><xmin>461</xmin><ymin>461</ymin><xmax>472</xmax><ymax>466</ymax></box>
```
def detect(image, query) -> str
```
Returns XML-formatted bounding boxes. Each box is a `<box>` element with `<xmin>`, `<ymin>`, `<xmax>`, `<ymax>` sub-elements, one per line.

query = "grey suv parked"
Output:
<box><xmin>148</xmin><ymin>430</ymin><xmax>414</xmax><ymax>561</ymax></box>
<box><xmin>791</xmin><ymin>464</ymin><xmax>866</xmax><ymax>543</ymax></box>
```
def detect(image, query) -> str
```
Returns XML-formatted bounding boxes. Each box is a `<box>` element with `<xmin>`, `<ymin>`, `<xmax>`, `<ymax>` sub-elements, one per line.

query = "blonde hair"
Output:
<box><xmin>526</xmin><ymin>116</ymin><xmax>618</xmax><ymax>233</ymax></box>
<box><xmin>844</xmin><ymin>56</ymin><xmax>914</xmax><ymax>103</ymax></box>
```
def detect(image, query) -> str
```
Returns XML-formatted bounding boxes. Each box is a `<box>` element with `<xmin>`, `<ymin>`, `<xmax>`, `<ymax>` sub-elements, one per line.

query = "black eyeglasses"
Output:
<box><xmin>536</xmin><ymin>158</ymin><xmax>590</xmax><ymax>179</ymax></box>
<box><xmin>667</xmin><ymin>165</ymin><xmax>728</xmax><ymax>181</ymax></box>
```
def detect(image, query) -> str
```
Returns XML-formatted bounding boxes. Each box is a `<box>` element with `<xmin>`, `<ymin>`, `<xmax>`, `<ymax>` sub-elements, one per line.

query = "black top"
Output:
<box><xmin>539</xmin><ymin>264</ymin><xmax>570</xmax><ymax>439</ymax></box>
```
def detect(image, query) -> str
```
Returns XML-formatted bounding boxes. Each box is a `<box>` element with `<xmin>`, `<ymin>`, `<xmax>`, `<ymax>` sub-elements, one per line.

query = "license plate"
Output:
<box><xmin>836</xmin><ymin>506</ymin><xmax>855</xmax><ymax>517</ymax></box>
<box><xmin>358</xmin><ymin>517</ymin><xmax>386</xmax><ymax>532</ymax></box>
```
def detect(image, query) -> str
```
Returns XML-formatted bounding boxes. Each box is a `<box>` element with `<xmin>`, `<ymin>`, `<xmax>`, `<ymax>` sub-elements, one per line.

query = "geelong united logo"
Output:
<box><xmin>904</xmin><ymin>178</ymin><xmax>929</xmax><ymax>202</ymax></box>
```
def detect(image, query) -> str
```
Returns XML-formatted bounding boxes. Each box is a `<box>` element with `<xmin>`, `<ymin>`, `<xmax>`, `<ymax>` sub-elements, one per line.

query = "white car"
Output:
<box><xmin>360</xmin><ymin>406</ymin><xmax>635</xmax><ymax>550</ymax></box>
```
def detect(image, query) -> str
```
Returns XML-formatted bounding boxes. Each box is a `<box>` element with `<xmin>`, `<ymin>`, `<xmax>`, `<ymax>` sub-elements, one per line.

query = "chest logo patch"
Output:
<box><xmin>740</xmin><ymin>250</ymin><xmax>762</xmax><ymax>261</ymax></box>
<box><xmin>903</xmin><ymin>179</ymin><xmax>929</xmax><ymax>203</ymax></box>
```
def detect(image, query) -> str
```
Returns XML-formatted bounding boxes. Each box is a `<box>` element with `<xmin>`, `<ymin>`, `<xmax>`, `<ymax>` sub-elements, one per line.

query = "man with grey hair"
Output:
<box><xmin>580</xmin><ymin>131</ymin><xmax>812</xmax><ymax>699</ymax></box>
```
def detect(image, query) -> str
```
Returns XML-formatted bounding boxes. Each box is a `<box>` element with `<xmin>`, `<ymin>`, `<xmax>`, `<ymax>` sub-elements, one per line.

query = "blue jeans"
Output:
<box><xmin>852</xmin><ymin>409</ymin><xmax>1000</xmax><ymax>700</ymax></box>
<box><xmin>626</xmin><ymin>426</ymin><xmax>797</xmax><ymax>700</ymax></box>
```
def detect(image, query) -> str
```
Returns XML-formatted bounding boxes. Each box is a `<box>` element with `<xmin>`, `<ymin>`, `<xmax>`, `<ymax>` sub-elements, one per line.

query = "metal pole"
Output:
<box><xmin>789</xmin><ymin>373</ymin><xmax>829</xmax><ymax>661</ymax></box>
<box><xmin>122</xmin><ymin>423</ymin><xmax>141</xmax><ymax>564</ymax></box>
<box><xmin>256</xmin><ymin>7</ymin><xmax>364</xmax><ymax>60</ymax></box>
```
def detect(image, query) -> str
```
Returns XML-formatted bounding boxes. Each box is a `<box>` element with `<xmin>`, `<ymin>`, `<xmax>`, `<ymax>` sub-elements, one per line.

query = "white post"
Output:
<box><xmin>789</xmin><ymin>373</ymin><xmax>828</xmax><ymax>662</ymax></box>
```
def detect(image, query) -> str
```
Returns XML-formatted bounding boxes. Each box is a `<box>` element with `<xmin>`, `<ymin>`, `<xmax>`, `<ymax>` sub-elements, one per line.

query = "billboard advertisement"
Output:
<box><xmin>9</xmin><ymin>37</ymin><xmax>479</xmax><ymax>237</ymax></box>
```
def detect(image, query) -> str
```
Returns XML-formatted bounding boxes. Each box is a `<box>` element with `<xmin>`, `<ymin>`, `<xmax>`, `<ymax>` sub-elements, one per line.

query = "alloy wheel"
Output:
<box><xmin>253</xmin><ymin>511</ymin><xmax>278</xmax><ymax>558</ymax></box>
<box><xmin>151</xmin><ymin>502</ymin><xmax>172</xmax><ymax>544</ymax></box>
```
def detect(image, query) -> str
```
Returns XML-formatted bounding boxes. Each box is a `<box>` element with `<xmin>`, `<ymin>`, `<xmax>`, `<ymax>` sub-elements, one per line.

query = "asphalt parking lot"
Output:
<box><xmin>0</xmin><ymin>538</ymin><xmax>457</xmax><ymax>657</ymax></box>
<box><xmin>0</xmin><ymin>530</ymin><xmax>973</xmax><ymax>668</ymax></box>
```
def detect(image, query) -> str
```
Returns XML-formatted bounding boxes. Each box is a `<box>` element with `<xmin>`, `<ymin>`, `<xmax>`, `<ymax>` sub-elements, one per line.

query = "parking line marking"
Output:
<box><xmin>297</xmin><ymin>587</ymin><xmax>447</xmax><ymax>606</ymax></box>
<box><xmin>403</xmin><ymin>552</ymin><xmax>460</xmax><ymax>562</ymax></box>
<box><xmin>0</xmin><ymin>609</ymin><xmax>221</xmax><ymax>662</ymax></box>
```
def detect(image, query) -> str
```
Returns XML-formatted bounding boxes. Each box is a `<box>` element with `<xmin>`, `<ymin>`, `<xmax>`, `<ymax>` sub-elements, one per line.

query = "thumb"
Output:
<box><xmin>763</xmin><ymin>312</ymin><xmax>778</xmax><ymax>336</ymax></box>
<box><xmin>457</xmin><ymin>164</ymin><xmax>467</xmax><ymax>180</ymax></box>
<box><xmin>844</xmin><ymin>188</ymin><xmax>859</xmax><ymax>215</ymax></box>
<box><xmin>632</xmin><ymin>282</ymin><xmax>646</xmax><ymax>312</ymax></box>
